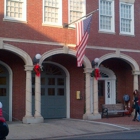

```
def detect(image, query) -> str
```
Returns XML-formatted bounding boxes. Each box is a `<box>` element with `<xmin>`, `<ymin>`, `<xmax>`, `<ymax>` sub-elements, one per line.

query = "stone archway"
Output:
<box><xmin>98</xmin><ymin>52</ymin><xmax>140</xmax><ymax>90</ymax></box>
<box><xmin>1</xmin><ymin>42</ymin><xmax>33</xmax><ymax>122</ymax></box>
<box><xmin>39</xmin><ymin>48</ymin><xmax>92</xmax><ymax>68</ymax></box>
<box><xmin>38</xmin><ymin>48</ymin><xmax>97</xmax><ymax>121</ymax></box>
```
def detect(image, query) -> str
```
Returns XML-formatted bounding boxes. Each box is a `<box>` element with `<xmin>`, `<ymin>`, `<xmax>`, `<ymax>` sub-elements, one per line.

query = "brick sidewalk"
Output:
<box><xmin>95</xmin><ymin>115</ymin><xmax>140</xmax><ymax>126</ymax></box>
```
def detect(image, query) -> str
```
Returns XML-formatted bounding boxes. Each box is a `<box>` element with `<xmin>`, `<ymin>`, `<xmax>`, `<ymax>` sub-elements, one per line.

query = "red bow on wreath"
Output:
<box><xmin>94</xmin><ymin>68</ymin><xmax>100</xmax><ymax>80</ymax></box>
<box><xmin>34</xmin><ymin>64</ymin><xmax>41</xmax><ymax>77</ymax></box>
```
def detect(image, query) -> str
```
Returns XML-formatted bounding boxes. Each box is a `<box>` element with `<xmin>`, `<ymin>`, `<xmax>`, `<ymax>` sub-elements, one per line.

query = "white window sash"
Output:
<box><xmin>68</xmin><ymin>0</ymin><xmax>86</xmax><ymax>27</ymax></box>
<box><xmin>120</xmin><ymin>2</ymin><xmax>134</xmax><ymax>35</ymax></box>
<box><xmin>42</xmin><ymin>0</ymin><xmax>62</xmax><ymax>26</ymax></box>
<box><xmin>4</xmin><ymin>0</ymin><xmax>27</xmax><ymax>21</ymax></box>
<box><xmin>99</xmin><ymin>0</ymin><xmax>115</xmax><ymax>32</ymax></box>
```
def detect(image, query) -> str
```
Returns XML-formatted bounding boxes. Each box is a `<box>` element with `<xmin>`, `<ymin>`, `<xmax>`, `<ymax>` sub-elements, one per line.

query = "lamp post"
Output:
<box><xmin>91</xmin><ymin>58</ymin><xmax>100</xmax><ymax>80</ymax></box>
<box><xmin>91</xmin><ymin>58</ymin><xmax>99</xmax><ymax>68</ymax></box>
<box><xmin>33</xmin><ymin>54</ymin><xmax>42</xmax><ymax>77</ymax></box>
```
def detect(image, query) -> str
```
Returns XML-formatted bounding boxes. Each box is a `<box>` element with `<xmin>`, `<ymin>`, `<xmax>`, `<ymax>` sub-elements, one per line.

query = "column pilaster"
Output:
<box><xmin>22</xmin><ymin>65</ymin><xmax>34</xmax><ymax>123</ymax></box>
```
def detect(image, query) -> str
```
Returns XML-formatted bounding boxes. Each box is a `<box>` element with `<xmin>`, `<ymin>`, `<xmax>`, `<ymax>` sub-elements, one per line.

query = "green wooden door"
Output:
<box><xmin>0</xmin><ymin>65</ymin><xmax>9</xmax><ymax>120</ymax></box>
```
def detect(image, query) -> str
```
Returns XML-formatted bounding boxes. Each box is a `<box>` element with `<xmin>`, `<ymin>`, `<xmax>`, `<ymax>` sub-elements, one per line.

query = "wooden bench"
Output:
<box><xmin>102</xmin><ymin>103</ymin><xmax>128</xmax><ymax>118</ymax></box>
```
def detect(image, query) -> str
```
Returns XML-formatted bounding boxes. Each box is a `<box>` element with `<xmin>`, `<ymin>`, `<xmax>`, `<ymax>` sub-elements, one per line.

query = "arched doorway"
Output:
<box><xmin>98</xmin><ymin>66</ymin><xmax>116</xmax><ymax>112</ymax></box>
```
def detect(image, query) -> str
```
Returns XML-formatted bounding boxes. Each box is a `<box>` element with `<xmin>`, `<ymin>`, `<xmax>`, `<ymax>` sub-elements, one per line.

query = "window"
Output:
<box><xmin>69</xmin><ymin>0</ymin><xmax>86</xmax><ymax>27</ymax></box>
<box><xmin>4</xmin><ymin>0</ymin><xmax>27</xmax><ymax>22</ymax></box>
<box><xmin>43</xmin><ymin>0</ymin><xmax>62</xmax><ymax>26</ymax></box>
<box><xmin>120</xmin><ymin>2</ymin><xmax>134</xmax><ymax>35</ymax></box>
<box><xmin>99</xmin><ymin>0</ymin><xmax>115</xmax><ymax>32</ymax></box>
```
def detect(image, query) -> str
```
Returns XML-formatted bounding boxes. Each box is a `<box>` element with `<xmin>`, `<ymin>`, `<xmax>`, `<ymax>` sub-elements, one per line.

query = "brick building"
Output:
<box><xmin>0</xmin><ymin>0</ymin><xmax>139</xmax><ymax>123</ymax></box>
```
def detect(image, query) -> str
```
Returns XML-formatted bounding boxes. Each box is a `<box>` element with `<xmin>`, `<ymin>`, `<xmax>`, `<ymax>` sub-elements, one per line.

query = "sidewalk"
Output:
<box><xmin>6</xmin><ymin>116</ymin><xmax>140</xmax><ymax>139</ymax></box>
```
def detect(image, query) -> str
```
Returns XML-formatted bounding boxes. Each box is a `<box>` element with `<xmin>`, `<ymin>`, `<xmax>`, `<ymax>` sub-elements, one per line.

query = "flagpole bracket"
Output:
<box><xmin>63</xmin><ymin>23</ymin><xmax>68</xmax><ymax>28</ymax></box>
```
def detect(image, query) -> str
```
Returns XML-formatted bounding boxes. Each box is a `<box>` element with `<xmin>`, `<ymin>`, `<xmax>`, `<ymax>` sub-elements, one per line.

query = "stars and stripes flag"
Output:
<box><xmin>75</xmin><ymin>14</ymin><xmax>93</xmax><ymax>67</ymax></box>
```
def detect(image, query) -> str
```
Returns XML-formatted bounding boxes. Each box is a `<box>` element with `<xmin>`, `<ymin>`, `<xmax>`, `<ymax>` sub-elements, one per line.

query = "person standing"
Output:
<box><xmin>132</xmin><ymin>90</ymin><xmax>139</xmax><ymax>121</ymax></box>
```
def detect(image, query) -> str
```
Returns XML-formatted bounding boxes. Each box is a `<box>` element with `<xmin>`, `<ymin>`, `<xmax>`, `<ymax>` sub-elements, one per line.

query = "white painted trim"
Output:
<box><xmin>99</xmin><ymin>66</ymin><xmax>116</xmax><ymax>79</ymax></box>
<box><xmin>0</xmin><ymin>61</ymin><xmax>13</xmax><ymax>121</ymax></box>
<box><xmin>3</xmin><ymin>43</ymin><xmax>33</xmax><ymax>65</ymax></box>
<box><xmin>39</xmin><ymin>48</ymin><xmax>92</xmax><ymax>68</ymax></box>
<box><xmin>87</xmin><ymin>46</ymin><xmax>140</xmax><ymax>53</ymax></box>
<box><xmin>3</xmin><ymin>37</ymin><xmax>140</xmax><ymax>53</ymax></box>
<box><xmin>43</xmin><ymin>61</ymin><xmax>70</xmax><ymax>118</ymax></box>
<box><xmin>1</xmin><ymin>37</ymin><xmax>76</xmax><ymax>47</ymax></box>
<box><xmin>119</xmin><ymin>0</ymin><xmax>135</xmax><ymax>4</ymax></box>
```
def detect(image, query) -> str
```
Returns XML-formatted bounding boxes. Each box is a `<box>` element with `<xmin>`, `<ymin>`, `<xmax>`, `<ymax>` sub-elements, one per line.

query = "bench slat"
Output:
<box><xmin>102</xmin><ymin>103</ymin><xmax>127</xmax><ymax>118</ymax></box>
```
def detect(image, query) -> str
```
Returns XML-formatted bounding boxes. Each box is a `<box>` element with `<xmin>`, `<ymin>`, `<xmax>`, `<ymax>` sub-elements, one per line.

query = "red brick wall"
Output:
<box><xmin>0</xmin><ymin>0</ymin><xmax>140</xmax><ymax>120</ymax></box>
<box><xmin>1</xmin><ymin>0</ymin><xmax>140</xmax><ymax>50</ymax></box>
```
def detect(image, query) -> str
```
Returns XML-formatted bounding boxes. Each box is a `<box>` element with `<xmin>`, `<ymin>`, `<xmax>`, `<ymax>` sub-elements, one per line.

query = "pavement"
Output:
<box><xmin>6</xmin><ymin>115</ymin><xmax>140</xmax><ymax>139</ymax></box>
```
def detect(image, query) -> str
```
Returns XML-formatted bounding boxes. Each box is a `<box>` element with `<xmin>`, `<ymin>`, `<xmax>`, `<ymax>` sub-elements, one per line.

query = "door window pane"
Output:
<box><xmin>0</xmin><ymin>88</ymin><xmax>6</xmax><ymax>96</ymax></box>
<box><xmin>57</xmin><ymin>88</ymin><xmax>64</xmax><ymax>96</ymax></box>
<box><xmin>41</xmin><ymin>88</ymin><xmax>45</xmax><ymax>95</ymax></box>
<box><xmin>0</xmin><ymin>77</ymin><xmax>6</xmax><ymax>85</ymax></box>
<box><xmin>48</xmin><ymin>78</ymin><xmax>55</xmax><ymax>85</ymax></box>
<box><xmin>57</xmin><ymin>78</ymin><xmax>64</xmax><ymax>85</ymax></box>
<box><xmin>41</xmin><ymin>78</ymin><xmax>45</xmax><ymax>85</ymax></box>
<box><xmin>48</xmin><ymin>88</ymin><xmax>55</xmax><ymax>96</ymax></box>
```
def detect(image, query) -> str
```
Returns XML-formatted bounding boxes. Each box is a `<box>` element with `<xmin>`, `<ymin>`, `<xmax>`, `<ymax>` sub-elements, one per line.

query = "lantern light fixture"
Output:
<box><xmin>92</xmin><ymin>58</ymin><xmax>99</xmax><ymax>68</ymax></box>
<box><xmin>33</xmin><ymin>54</ymin><xmax>41</xmax><ymax>65</ymax></box>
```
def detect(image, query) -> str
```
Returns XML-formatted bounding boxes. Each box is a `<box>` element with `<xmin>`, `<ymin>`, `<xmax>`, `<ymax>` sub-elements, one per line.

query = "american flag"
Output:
<box><xmin>75</xmin><ymin>14</ymin><xmax>93</xmax><ymax>67</ymax></box>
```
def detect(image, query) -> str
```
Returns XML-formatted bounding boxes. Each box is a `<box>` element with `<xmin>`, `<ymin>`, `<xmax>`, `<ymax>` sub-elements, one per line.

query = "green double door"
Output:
<box><xmin>0</xmin><ymin>64</ymin><xmax>9</xmax><ymax>121</ymax></box>
<box><xmin>32</xmin><ymin>63</ymin><xmax>66</xmax><ymax>119</ymax></box>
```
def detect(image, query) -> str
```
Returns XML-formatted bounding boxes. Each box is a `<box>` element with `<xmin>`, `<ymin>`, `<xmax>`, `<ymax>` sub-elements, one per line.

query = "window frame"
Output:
<box><xmin>42</xmin><ymin>0</ymin><xmax>62</xmax><ymax>26</ymax></box>
<box><xmin>68</xmin><ymin>0</ymin><xmax>86</xmax><ymax>28</ymax></box>
<box><xmin>4</xmin><ymin>0</ymin><xmax>27</xmax><ymax>22</ymax></box>
<box><xmin>99</xmin><ymin>0</ymin><xmax>115</xmax><ymax>33</ymax></box>
<box><xmin>119</xmin><ymin>2</ymin><xmax>134</xmax><ymax>35</ymax></box>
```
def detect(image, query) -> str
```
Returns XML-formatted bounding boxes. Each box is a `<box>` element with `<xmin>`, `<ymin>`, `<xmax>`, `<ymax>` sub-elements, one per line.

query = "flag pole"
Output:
<box><xmin>63</xmin><ymin>9</ymin><xmax>99</xmax><ymax>28</ymax></box>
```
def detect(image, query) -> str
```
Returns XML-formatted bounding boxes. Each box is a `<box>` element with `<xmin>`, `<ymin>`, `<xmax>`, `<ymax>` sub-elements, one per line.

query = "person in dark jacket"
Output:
<box><xmin>0</xmin><ymin>102</ymin><xmax>9</xmax><ymax>140</ymax></box>
<box><xmin>132</xmin><ymin>90</ymin><xmax>139</xmax><ymax>121</ymax></box>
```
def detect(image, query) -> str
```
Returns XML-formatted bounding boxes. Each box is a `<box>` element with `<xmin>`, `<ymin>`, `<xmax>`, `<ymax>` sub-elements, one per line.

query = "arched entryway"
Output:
<box><xmin>32</xmin><ymin>62</ymin><xmax>67</xmax><ymax>119</ymax></box>
<box><xmin>1</xmin><ymin>43</ymin><xmax>33</xmax><ymax>122</ymax></box>
<box><xmin>97</xmin><ymin>52</ymin><xmax>140</xmax><ymax>113</ymax></box>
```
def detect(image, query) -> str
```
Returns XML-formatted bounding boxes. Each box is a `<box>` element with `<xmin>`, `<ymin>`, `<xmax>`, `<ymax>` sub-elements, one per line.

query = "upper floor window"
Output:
<box><xmin>99</xmin><ymin>0</ymin><xmax>115</xmax><ymax>33</ymax></box>
<box><xmin>69</xmin><ymin>0</ymin><xmax>86</xmax><ymax>27</ymax></box>
<box><xmin>4</xmin><ymin>0</ymin><xmax>27</xmax><ymax>22</ymax></box>
<box><xmin>120</xmin><ymin>2</ymin><xmax>134</xmax><ymax>35</ymax></box>
<box><xmin>43</xmin><ymin>0</ymin><xmax>62</xmax><ymax>26</ymax></box>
